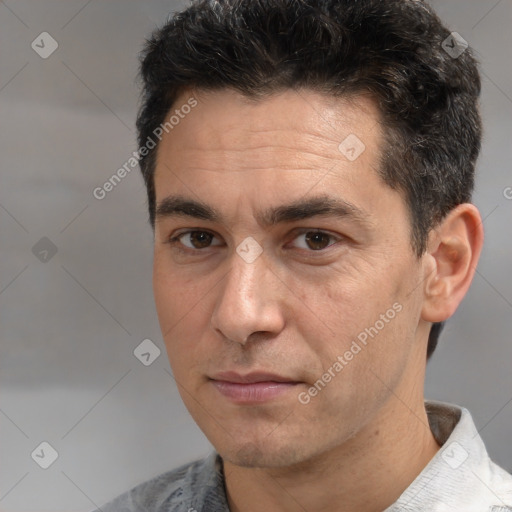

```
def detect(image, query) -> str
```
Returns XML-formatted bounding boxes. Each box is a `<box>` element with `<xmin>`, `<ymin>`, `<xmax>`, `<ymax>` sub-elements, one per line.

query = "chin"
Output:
<box><xmin>218</xmin><ymin>437</ymin><xmax>310</xmax><ymax>469</ymax></box>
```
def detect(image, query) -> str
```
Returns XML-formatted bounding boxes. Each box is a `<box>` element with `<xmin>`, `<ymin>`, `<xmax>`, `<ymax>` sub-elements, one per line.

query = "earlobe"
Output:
<box><xmin>421</xmin><ymin>204</ymin><xmax>484</xmax><ymax>323</ymax></box>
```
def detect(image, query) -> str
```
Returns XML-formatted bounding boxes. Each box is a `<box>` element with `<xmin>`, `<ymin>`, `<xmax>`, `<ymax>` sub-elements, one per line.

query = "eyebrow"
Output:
<box><xmin>155</xmin><ymin>193</ymin><xmax>371</xmax><ymax>229</ymax></box>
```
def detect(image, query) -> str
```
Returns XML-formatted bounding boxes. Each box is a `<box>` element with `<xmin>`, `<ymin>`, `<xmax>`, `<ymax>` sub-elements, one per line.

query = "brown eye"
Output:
<box><xmin>187</xmin><ymin>231</ymin><xmax>214</xmax><ymax>249</ymax></box>
<box><xmin>292</xmin><ymin>230</ymin><xmax>339</xmax><ymax>251</ymax></box>
<box><xmin>304</xmin><ymin>232</ymin><xmax>332</xmax><ymax>250</ymax></box>
<box><xmin>168</xmin><ymin>230</ymin><xmax>221</xmax><ymax>250</ymax></box>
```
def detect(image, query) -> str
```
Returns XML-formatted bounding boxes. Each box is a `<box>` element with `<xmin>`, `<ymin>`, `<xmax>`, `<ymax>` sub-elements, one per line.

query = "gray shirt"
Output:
<box><xmin>94</xmin><ymin>400</ymin><xmax>512</xmax><ymax>511</ymax></box>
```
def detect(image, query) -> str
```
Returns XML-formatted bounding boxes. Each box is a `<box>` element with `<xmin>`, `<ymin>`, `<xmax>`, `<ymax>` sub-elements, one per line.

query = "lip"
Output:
<box><xmin>211</xmin><ymin>371</ymin><xmax>297</xmax><ymax>384</ymax></box>
<box><xmin>209</xmin><ymin>371</ymin><xmax>301</xmax><ymax>404</ymax></box>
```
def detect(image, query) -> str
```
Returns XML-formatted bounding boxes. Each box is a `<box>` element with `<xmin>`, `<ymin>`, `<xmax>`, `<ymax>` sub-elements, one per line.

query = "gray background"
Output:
<box><xmin>0</xmin><ymin>1</ymin><xmax>511</xmax><ymax>510</ymax></box>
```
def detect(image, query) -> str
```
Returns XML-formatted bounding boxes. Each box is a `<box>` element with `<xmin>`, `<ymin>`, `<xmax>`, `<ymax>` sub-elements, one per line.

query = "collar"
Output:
<box><xmin>385</xmin><ymin>399</ymin><xmax>512</xmax><ymax>511</ymax></box>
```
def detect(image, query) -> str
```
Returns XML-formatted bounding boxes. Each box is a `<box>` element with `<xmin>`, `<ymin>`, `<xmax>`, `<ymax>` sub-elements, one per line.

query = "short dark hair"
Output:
<box><xmin>136</xmin><ymin>0</ymin><xmax>482</xmax><ymax>360</ymax></box>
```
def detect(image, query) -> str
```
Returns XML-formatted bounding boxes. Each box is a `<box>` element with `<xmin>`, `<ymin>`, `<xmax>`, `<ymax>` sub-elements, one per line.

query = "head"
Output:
<box><xmin>137</xmin><ymin>0</ymin><xmax>483</xmax><ymax>467</ymax></box>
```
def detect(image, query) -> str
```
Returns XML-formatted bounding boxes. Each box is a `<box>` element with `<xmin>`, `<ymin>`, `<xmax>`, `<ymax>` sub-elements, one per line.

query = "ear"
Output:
<box><xmin>421</xmin><ymin>203</ymin><xmax>484</xmax><ymax>323</ymax></box>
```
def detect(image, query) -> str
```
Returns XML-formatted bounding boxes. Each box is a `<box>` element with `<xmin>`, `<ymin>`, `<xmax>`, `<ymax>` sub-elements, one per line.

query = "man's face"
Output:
<box><xmin>152</xmin><ymin>88</ymin><xmax>430</xmax><ymax>468</ymax></box>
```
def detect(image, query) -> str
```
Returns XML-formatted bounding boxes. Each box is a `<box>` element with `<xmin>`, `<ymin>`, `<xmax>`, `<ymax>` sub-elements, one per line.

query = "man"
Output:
<box><xmin>95</xmin><ymin>0</ymin><xmax>512</xmax><ymax>510</ymax></box>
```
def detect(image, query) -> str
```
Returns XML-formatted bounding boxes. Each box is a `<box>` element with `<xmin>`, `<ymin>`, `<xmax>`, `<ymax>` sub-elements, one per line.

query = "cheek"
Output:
<box><xmin>312</xmin><ymin>265</ymin><xmax>393</xmax><ymax>331</ymax></box>
<box><xmin>301</xmin><ymin>300</ymin><xmax>414</xmax><ymax>429</ymax></box>
<box><xmin>153</xmin><ymin>262</ymin><xmax>191</xmax><ymax>354</ymax></box>
<box><xmin>298</xmin><ymin>259</ymin><xmax>416</xmax><ymax>372</ymax></box>
<box><xmin>153</xmin><ymin>258</ymin><xmax>214</xmax><ymax>373</ymax></box>
<box><xmin>153</xmin><ymin>252</ymin><xmax>202</xmax><ymax>327</ymax></box>
<box><xmin>153</xmin><ymin>264</ymin><xmax>177</xmax><ymax>331</ymax></box>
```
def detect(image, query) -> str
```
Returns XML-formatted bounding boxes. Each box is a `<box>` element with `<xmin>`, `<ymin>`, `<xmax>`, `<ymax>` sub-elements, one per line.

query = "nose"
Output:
<box><xmin>210</xmin><ymin>246</ymin><xmax>285</xmax><ymax>345</ymax></box>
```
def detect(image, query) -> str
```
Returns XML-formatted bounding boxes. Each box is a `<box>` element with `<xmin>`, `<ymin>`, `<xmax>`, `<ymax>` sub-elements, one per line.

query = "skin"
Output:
<box><xmin>152</xmin><ymin>88</ymin><xmax>483</xmax><ymax>512</ymax></box>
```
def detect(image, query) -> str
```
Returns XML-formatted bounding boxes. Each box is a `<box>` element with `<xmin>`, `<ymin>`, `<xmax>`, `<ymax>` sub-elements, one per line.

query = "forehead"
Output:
<box><xmin>154</xmin><ymin>88</ymin><xmax>384</xmax><ymax>174</ymax></box>
<box><xmin>163</xmin><ymin>89</ymin><xmax>380</xmax><ymax>154</ymax></box>
<box><xmin>152</xmin><ymin>88</ymin><xmax>396</xmax><ymax>222</ymax></box>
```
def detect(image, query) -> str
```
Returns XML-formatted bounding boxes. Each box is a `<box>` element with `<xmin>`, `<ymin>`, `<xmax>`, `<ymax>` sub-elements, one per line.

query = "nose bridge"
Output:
<box><xmin>221</xmin><ymin>248</ymin><xmax>267</xmax><ymax>316</ymax></box>
<box><xmin>210</xmin><ymin>245</ymin><xmax>283</xmax><ymax>344</ymax></box>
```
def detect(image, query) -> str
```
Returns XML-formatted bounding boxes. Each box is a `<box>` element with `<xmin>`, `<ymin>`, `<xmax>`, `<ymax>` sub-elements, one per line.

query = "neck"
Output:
<box><xmin>223</xmin><ymin>392</ymin><xmax>440</xmax><ymax>512</ymax></box>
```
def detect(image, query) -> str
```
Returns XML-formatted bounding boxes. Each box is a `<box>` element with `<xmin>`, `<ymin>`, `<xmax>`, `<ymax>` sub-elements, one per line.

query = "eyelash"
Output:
<box><xmin>165</xmin><ymin>229</ymin><xmax>342</xmax><ymax>254</ymax></box>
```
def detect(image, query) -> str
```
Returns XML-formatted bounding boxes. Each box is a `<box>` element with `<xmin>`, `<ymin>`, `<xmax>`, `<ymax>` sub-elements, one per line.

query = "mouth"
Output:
<box><xmin>209</xmin><ymin>371</ymin><xmax>302</xmax><ymax>404</ymax></box>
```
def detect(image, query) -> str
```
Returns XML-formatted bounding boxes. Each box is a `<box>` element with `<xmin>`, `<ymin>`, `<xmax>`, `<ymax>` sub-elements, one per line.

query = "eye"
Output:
<box><xmin>166</xmin><ymin>229</ymin><xmax>342</xmax><ymax>253</ymax></box>
<box><xmin>167</xmin><ymin>230</ymin><xmax>223</xmax><ymax>250</ymax></box>
<box><xmin>290</xmin><ymin>230</ymin><xmax>341</xmax><ymax>251</ymax></box>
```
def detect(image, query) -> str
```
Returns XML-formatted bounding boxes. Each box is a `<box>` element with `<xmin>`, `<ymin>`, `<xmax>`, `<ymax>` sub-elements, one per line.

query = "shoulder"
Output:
<box><xmin>91</xmin><ymin>451</ymin><xmax>225</xmax><ymax>512</ymax></box>
<box><xmin>389</xmin><ymin>401</ymin><xmax>512</xmax><ymax>511</ymax></box>
<box><xmin>486</xmin><ymin>458</ymin><xmax>512</xmax><ymax>508</ymax></box>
